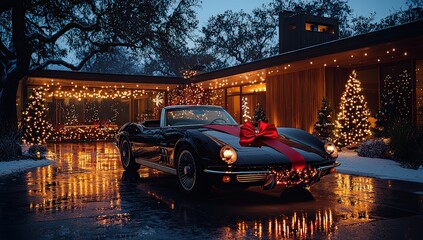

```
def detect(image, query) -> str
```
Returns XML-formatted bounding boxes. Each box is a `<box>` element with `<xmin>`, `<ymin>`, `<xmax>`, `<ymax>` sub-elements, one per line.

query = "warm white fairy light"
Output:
<box><xmin>242</xmin><ymin>97</ymin><xmax>251</xmax><ymax>122</ymax></box>
<box><xmin>21</xmin><ymin>87</ymin><xmax>53</xmax><ymax>144</ymax></box>
<box><xmin>376</xmin><ymin>70</ymin><xmax>413</xmax><ymax>131</ymax></box>
<box><xmin>168</xmin><ymin>83</ymin><xmax>220</xmax><ymax>105</ymax></box>
<box><xmin>334</xmin><ymin>70</ymin><xmax>371</xmax><ymax>147</ymax></box>
<box><xmin>41</xmin><ymin>85</ymin><xmax>165</xmax><ymax>100</ymax></box>
<box><xmin>153</xmin><ymin>92</ymin><xmax>164</xmax><ymax>107</ymax></box>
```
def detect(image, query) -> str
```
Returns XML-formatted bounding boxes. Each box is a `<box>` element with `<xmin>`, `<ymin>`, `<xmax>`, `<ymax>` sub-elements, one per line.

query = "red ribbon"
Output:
<box><xmin>204</xmin><ymin>121</ymin><xmax>305</xmax><ymax>170</ymax></box>
<box><xmin>239</xmin><ymin>121</ymin><xmax>278</xmax><ymax>146</ymax></box>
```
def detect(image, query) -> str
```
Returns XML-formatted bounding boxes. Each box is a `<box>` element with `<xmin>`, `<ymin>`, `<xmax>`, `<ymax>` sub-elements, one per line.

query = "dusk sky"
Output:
<box><xmin>197</xmin><ymin>0</ymin><xmax>408</xmax><ymax>25</ymax></box>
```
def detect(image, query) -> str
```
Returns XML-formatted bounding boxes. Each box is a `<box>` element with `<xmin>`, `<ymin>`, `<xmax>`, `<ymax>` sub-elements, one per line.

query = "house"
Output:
<box><xmin>19</xmin><ymin>14</ymin><xmax>423</xmax><ymax>134</ymax></box>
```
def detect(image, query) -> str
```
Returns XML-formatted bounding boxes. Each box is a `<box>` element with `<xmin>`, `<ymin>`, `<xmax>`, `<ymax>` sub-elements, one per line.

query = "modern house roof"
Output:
<box><xmin>27</xmin><ymin>69</ymin><xmax>185</xmax><ymax>90</ymax></box>
<box><xmin>29</xmin><ymin>19</ymin><xmax>423</xmax><ymax>87</ymax></box>
<box><xmin>190</xmin><ymin>19</ymin><xmax>423</xmax><ymax>83</ymax></box>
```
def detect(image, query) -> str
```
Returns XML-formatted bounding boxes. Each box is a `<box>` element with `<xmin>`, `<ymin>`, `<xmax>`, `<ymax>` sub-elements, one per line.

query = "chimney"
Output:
<box><xmin>278</xmin><ymin>10</ymin><xmax>339</xmax><ymax>53</ymax></box>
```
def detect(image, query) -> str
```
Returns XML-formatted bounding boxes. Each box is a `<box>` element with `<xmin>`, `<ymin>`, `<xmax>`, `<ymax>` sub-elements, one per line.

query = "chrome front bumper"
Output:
<box><xmin>203</xmin><ymin>162</ymin><xmax>340</xmax><ymax>189</ymax></box>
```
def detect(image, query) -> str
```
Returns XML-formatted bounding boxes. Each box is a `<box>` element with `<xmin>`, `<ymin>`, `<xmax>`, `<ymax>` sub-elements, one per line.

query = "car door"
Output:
<box><xmin>129</xmin><ymin>125</ymin><xmax>161</xmax><ymax>162</ymax></box>
<box><xmin>159</xmin><ymin>127</ymin><xmax>185</xmax><ymax>167</ymax></box>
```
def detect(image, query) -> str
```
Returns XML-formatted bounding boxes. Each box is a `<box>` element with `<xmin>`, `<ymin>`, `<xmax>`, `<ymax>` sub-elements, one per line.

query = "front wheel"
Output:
<box><xmin>176</xmin><ymin>149</ymin><xmax>210</xmax><ymax>195</ymax></box>
<box><xmin>120</xmin><ymin>138</ymin><xmax>140</xmax><ymax>171</ymax></box>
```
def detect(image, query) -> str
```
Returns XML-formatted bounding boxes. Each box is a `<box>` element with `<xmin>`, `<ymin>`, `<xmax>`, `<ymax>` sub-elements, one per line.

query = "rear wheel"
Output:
<box><xmin>176</xmin><ymin>148</ymin><xmax>210</xmax><ymax>195</ymax></box>
<box><xmin>120</xmin><ymin>138</ymin><xmax>140</xmax><ymax>171</ymax></box>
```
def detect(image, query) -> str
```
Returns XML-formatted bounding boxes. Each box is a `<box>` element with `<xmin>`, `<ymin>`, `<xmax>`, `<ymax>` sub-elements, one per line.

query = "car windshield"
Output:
<box><xmin>165</xmin><ymin>106</ymin><xmax>237</xmax><ymax>126</ymax></box>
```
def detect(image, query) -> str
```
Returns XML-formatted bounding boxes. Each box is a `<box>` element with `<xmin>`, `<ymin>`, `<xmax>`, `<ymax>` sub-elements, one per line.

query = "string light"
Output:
<box><xmin>242</xmin><ymin>97</ymin><xmax>251</xmax><ymax>122</ymax></box>
<box><xmin>21</xmin><ymin>88</ymin><xmax>53</xmax><ymax>144</ymax></box>
<box><xmin>313</xmin><ymin>98</ymin><xmax>335</xmax><ymax>142</ymax></box>
<box><xmin>417</xmin><ymin>66</ymin><xmax>423</xmax><ymax>125</ymax></box>
<box><xmin>168</xmin><ymin>83</ymin><xmax>221</xmax><ymax>106</ymax></box>
<box><xmin>375</xmin><ymin>70</ymin><xmax>413</xmax><ymax>134</ymax></box>
<box><xmin>334</xmin><ymin>70</ymin><xmax>371</xmax><ymax>147</ymax></box>
<box><xmin>182</xmin><ymin>69</ymin><xmax>198</xmax><ymax>79</ymax></box>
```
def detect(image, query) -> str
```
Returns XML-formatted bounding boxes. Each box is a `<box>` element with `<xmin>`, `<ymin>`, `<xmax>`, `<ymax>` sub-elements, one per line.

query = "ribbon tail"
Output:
<box><xmin>260</xmin><ymin>139</ymin><xmax>306</xmax><ymax>170</ymax></box>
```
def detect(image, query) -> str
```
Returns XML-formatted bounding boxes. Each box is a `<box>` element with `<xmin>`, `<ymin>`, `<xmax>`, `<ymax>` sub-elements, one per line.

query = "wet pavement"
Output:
<box><xmin>0</xmin><ymin>142</ymin><xmax>422</xmax><ymax>239</ymax></box>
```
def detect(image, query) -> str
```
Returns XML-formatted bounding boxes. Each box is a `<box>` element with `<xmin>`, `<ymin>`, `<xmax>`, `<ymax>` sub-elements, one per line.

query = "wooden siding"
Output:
<box><xmin>324</xmin><ymin>67</ymin><xmax>351</xmax><ymax>115</ymax></box>
<box><xmin>266</xmin><ymin>68</ymin><xmax>325</xmax><ymax>132</ymax></box>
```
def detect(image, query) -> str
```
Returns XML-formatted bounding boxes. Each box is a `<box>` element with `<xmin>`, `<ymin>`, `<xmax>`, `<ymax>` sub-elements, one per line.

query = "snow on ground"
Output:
<box><xmin>337</xmin><ymin>151</ymin><xmax>423</xmax><ymax>183</ymax></box>
<box><xmin>0</xmin><ymin>151</ymin><xmax>422</xmax><ymax>184</ymax></box>
<box><xmin>0</xmin><ymin>159</ymin><xmax>53</xmax><ymax>177</ymax></box>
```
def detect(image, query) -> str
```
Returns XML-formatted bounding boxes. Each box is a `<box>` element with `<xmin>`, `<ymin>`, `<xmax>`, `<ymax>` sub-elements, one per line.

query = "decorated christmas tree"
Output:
<box><xmin>64</xmin><ymin>103</ymin><xmax>79</xmax><ymax>125</ymax></box>
<box><xmin>252</xmin><ymin>103</ymin><xmax>268</xmax><ymax>127</ymax></box>
<box><xmin>313</xmin><ymin>97</ymin><xmax>335</xmax><ymax>141</ymax></box>
<box><xmin>334</xmin><ymin>70</ymin><xmax>371</xmax><ymax>147</ymax></box>
<box><xmin>85</xmin><ymin>101</ymin><xmax>100</xmax><ymax>124</ymax></box>
<box><xmin>168</xmin><ymin>83</ymin><xmax>218</xmax><ymax>105</ymax></box>
<box><xmin>241</xmin><ymin>97</ymin><xmax>251</xmax><ymax>123</ymax></box>
<box><xmin>21</xmin><ymin>90</ymin><xmax>53</xmax><ymax>144</ymax></box>
<box><xmin>373</xmin><ymin>70</ymin><xmax>412</xmax><ymax>137</ymax></box>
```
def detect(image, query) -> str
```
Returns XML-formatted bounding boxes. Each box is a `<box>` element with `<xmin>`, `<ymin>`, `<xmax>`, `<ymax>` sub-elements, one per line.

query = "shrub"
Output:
<box><xmin>0</xmin><ymin>129</ymin><xmax>22</xmax><ymax>161</ymax></box>
<box><xmin>26</xmin><ymin>145</ymin><xmax>48</xmax><ymax>159</ymax></box>
<box><xmin>387</xmin><ymin>122</ymin><xmax>423</xmax><ymax>169</ymax></box>
<box><xmin>357</xmin><ymin>139</ymin><xmax>391</xmax><ymax>159</ymax></box>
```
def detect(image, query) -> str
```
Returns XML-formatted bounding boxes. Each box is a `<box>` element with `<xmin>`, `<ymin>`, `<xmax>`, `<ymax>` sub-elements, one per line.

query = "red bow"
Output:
<box><xmin>239</xmin><ymin>121</ymin><xmax>279</xmax><ymax>146</ymax></box>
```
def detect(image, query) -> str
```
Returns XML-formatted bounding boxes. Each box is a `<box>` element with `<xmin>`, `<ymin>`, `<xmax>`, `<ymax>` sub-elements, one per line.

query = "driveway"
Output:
<box><xmin>0</xmin><ymin>142</ymin><xmax>422</xmax><ymax>239</ymax></box>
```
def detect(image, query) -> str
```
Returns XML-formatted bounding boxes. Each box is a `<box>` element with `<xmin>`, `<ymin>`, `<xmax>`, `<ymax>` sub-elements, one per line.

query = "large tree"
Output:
<box><xmin>143</xmin><ymin>48</ymin><xmax>226</xmax><ymax>76</ymax></box>
<box><xmin>82</xmin><ymin>47</ymin><xmax>143</xmax><ymax>74</ymax></box>
<box><xmin>197</xmin><ymin>7</ymin><xmax>278</xmax><ymax>66</ymax></box>
<box><xmin>0</xmin><ymin>0</ymin><xmax>199</xmax><ymax>138</ymax></box>
<box><xmin>351</xmin><ymin>0</ymin><xmax>423</xmax><ymax>35</ymax></box>
<box><xmin>196</xmin><ymin>0</ymin><xmax>354</xmax><ymax>67</ymax></box>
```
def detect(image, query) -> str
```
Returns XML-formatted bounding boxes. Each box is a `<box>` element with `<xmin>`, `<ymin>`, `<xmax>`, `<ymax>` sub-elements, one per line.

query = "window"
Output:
<box><xmin>227</xmin><ymin>86</ymin><xmax>240</xmax><ymax>96</ymax></box>
<box><xmin>356</xmin><ymin>68</ymin><xmax>379</xmax><ymax>116</ymax></box>
<box><xmin>380</xmin><ymin>62</ymin><xmax>413</xmax><ymax>123</ymax></box>
<box><xmin>305</xmin><ymin>22</ymin><xmax>334</xmax><ymax>34</ymax></box>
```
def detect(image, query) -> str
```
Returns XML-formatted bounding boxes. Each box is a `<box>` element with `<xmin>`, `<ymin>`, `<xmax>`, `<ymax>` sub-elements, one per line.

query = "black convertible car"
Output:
<box><xmin>116</xmin><ymin>105</ymin><xmax>339</xmax><ymax>195</ymax></box>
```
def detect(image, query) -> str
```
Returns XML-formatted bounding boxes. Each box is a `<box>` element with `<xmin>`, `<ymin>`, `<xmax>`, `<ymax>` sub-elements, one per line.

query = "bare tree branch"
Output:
<box><xmin>25</xmin><ymin>16</ymin><xmax>49</xmax><ymax>32</ymax></box>
<box><xmin>0</xmin><ymin>39</ymin><xmax>14</xmax><ymax>59</ymax></box>
<box><xmin>30</xmin><ymin>49</ymin><xmax>101</xmax><ymax>73</ymax></box>
<box><xmin>29</xmin><ymin>41</ymin><xmax>144</xmax><ymax>73</ymax></box>
<box><xmin>27</xmin><ymin>22</ymin><xmax>98</xmax><ymax>43</ymax></box>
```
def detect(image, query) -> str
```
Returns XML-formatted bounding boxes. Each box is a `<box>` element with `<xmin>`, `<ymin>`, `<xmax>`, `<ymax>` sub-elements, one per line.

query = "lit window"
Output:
<box><xmin>305</xmin><ymin>22</ymin><xmax>334</xmax><ymax>34</ymax></box>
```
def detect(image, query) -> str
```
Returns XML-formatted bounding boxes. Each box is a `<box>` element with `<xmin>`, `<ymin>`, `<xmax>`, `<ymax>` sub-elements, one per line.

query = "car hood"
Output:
<box><xmin>203</xmin><ymin>129</ymin><xmax>331</xmax><ymax>166</ymax></box>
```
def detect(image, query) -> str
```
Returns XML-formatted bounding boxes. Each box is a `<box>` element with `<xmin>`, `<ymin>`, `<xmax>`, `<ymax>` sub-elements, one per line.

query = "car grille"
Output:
<box><xmin>236</xmin><ymin>173</ymin><xmax>268</xmax><ymax>183</ymax></box>
<box><xmin>274</xmin><ymin>166</ymin><xmax>319</xmax><ymax>186</ymax></box>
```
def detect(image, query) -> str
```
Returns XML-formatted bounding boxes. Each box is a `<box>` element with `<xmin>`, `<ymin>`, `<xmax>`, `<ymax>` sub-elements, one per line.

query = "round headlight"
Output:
<box><xmin>220</xmin><ymin>145</ymin><xmax>237</xmax><ymax>164</ymax></box>
<box><xmin>324</xmin><ymin>142</ymin><xmax>338</xmax><ymax>158</ymax></box>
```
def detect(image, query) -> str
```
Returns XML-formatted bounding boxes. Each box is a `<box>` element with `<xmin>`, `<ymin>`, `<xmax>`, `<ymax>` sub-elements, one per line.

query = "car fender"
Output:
<box><xmin>173</xmin><ymin>138</ymin><xmax>199</xmax><ymax>167</ymax></box>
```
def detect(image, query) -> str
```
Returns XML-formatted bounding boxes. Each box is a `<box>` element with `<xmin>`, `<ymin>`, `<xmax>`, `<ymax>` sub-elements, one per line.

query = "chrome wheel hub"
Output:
<box><xmin>178</xmin><ymin>150</ymin><xmax>196</xmax><ymax>191</ymax></box>
<box><xmin>184</xmin><ymin>165</ymin><xmax>192</xmax><ymax>175</ymax></box>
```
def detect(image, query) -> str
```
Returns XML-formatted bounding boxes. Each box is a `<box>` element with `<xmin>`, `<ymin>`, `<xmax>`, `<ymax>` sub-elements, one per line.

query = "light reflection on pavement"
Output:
<box><xmin>0</xmin><ymin>142</ymin><xmax>421</xmax><ymax>239</ymax></box>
